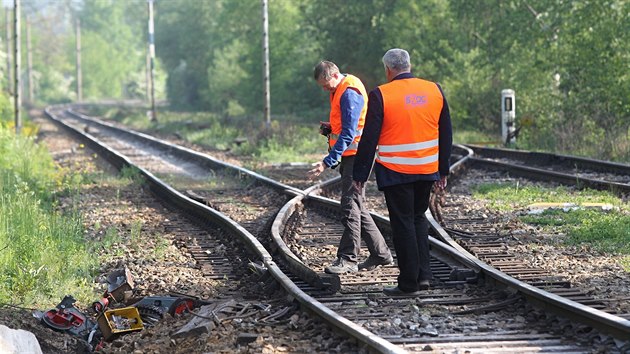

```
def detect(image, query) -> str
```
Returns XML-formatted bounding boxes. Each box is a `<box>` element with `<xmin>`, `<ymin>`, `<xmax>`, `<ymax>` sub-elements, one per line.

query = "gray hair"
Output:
<box><xmin>382</xmin><ymin>48</ymin><xmax>411</xmax><ymax>72</ymax></box>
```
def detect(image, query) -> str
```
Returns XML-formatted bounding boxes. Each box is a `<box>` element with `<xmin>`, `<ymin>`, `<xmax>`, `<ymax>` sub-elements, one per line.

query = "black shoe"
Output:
<box><xmin>418</xmin><ymin>280</ymin><xmax>430</xmax><ymax>291</ymax></box>
<box><xmin>358</xmin><ymin>255</ymin><xmax>393</xmax><ymax>271</ymax></box>
<box><xmin>383</xmin><ymin>286</ymin><xmax>420</xmax><ymax>296</ymax></box>
<box><xmin>325</xmin><ymin>258</ymin><xmax>358</xmax><ymax>274</ymax></box>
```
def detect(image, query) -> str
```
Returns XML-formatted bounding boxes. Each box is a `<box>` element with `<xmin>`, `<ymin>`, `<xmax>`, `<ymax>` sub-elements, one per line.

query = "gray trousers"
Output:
<box><xmin>337</xmin><ymin>156</ymin><xmax>390</xmax><ymax>262</ymax></box>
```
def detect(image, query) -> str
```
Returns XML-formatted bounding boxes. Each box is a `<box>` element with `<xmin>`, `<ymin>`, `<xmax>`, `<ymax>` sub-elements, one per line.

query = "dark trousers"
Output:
<box><xmin>337</xmin><ymin>156</ymin><xmax>390</xmax><ymax>262</ymax></box>
<box><xmin>383</xmin><ymin>180</ymin><xmax>434</xmax><ymax>292</ymax></box>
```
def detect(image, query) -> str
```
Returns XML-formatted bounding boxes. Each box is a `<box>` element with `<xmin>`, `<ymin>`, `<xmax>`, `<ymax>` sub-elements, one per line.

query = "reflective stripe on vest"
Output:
<box><xmin>377</xmin><ymin>139</ymin><xmax>438</xmax><ymax>153</ymax></box>
<box><xmin>376</xmin><ymin>153</ymin><xmax>439</xmax><ymax>165</ymax></box>
<box><xmin>328</xmin><ymin>74</ymin><xmax>367</xmax><ymax>157</ymax></box>
<box><xmin>345</xmin><ymin>142</ymin><xmax>359</xmax><ymax>152</ymax></box>
<box><xmin>376</xmin><ymin>78</ymin><xmax>443</xmax><ymax>174</ymax></box>
<box><xmin>376</xmin><ymin>139</ymin><xmax>439</xmax><ymax>165</ymax></box>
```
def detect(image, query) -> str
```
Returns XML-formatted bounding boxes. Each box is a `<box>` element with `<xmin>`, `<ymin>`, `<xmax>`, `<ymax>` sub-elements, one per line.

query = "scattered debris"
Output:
<box><xmin>97</xmin><ymin>307</ymin><xmax>144</xmax><ymax>341</ymax></box>
<box><xmin>39</xmin><ymin>295</ymin><xmax>94</xmax><ymax>337</ymax></box>
<box><xmin>35</xmin><ymin>268</ymin><xmax>202</xmax><ymax>352</ymax></box>
<box><xmin>173</xmin><ymin>299</ymin><xmax>277</xmax><ymax>339</ymax></box>
<box><xmin>92</xmin><ymin>267</ymin><xmax>134</xmax><ymax>314</ymax></box>
<box><xmin>132</xmin><ymin>296</ymin><xmax>198</xmax><ymax>321</ymax></box>
<box><xmin>527</xmin><ymin>202</ymin><xmax>614</xmax><ymax>214</ymax></box>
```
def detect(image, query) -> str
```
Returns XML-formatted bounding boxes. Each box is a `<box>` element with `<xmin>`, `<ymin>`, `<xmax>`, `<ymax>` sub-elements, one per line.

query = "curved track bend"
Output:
<box><xmin>45</xmin><ymin>106</ymin><xmax>629</xmax><ymax>353</ymax></box>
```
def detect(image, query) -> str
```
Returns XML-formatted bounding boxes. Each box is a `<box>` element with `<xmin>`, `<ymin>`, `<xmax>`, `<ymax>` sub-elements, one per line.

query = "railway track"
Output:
<box><xmin>45</xmin><ymin>106</ymin><xmax>629</xmax><ymax>352</ymax></box>
<box><xmin>273</xmin><ymin>167</ymin><xmax>628</xmax><ymax>352</ymax></box>
<box><xmin>46</xmin><ymin>106</ymin><xmax>401</xmax><ymax>351</ymax></box>
<box><xmin>346</xmin><ymin>146</ymin><xmax>629</xmax><ymax>316</ymax></box>
<box><xmin>465</xmin><ymin>144</ymin><xmax>630</xmax><ymax>197</ymax></box>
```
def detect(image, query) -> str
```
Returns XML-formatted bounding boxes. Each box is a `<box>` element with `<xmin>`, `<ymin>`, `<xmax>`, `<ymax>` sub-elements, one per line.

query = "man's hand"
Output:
<box><xmin>436</xmin><ymin>176</ymin><xmax>448</xmax><ymax>190</ymax></box>
<box><xmin>352</xmin><ymin>180</ymin><xmax>364</xmax><ymax>193</ymax></box>
<box><xmin>308</xmin><ymin>161</ymin><xmax>326</xmax><ymax>180</ymax></box>
<box><xmin>319</xmin><ymin>121</ymin><xmax>332</xmax><ymax>136</ymax></box>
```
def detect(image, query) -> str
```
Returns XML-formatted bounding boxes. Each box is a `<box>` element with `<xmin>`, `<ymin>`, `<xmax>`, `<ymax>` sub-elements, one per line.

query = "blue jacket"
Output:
<box><xmin>323</xmin><ymin>85</ymin><xmax>364</xmax><ymax>167</ymax></box>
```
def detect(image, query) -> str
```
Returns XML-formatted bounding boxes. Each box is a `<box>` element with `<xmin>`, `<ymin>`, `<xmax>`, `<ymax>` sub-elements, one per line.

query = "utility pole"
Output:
<box><xmin>13</xmin><ymin>0</ymin><xmax>20</xmax><ymax>134</ymax></box>
<box><xmin>5</xmin><ymin>7</ymin><xmax>11</xmax><ymax>95</ymax></box>
<box><xmin>75</xmin><ymin>19</ymin><xmax>82</xmax><ymax>102</ymax></box>
<box><xmin>147</xmin><ymin>0</ymin><xmax>156</xmax><ymax>122</ymax></box>
<box><xmin>26</xmin><ymin>15</ymin><xmax>32</xmax><ymax>103</ymax></box>
<box><xmin>145</xmin><ymin>51</ymin><xmax>150</xmax><ymax>103</ymax></box>
<box><xmin>261</xmin><ymin>0</ymin><xmax>270</xmax><ymax>131</ymax></box>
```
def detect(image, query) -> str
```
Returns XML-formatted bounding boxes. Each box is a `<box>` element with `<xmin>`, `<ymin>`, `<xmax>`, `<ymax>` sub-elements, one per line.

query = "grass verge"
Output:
<box><xmin>0</xmin><ymin>127</ymin><xmax>99</xmax><ymax>307</ymax></box>
<box><xmin>472</xmin><ymin>182</ymin><xmax>630</xmax><ymax>254</ymax></box>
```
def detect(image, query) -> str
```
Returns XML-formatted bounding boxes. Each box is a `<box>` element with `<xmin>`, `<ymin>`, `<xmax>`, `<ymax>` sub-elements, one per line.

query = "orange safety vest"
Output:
<box><xmin>328</xmin><ymin>74</ymin><xmax>367</xmax><ymax>157</ymax></box>
<box><xmin>376</xmin><ymin>78</ymin><xmax>443</xmax><ymax>174</ymax></box>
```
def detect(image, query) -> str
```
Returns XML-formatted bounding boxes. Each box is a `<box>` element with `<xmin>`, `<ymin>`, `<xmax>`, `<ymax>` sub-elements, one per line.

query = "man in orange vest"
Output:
<box><xmin>353</xmin><ymin>49</ymin><xmax>452</xmax><ymax>296</ymax></box>
<box><xmin>308</xmin><ymin>61</ymin><xmax>392</xmax><ymax>274</ymax></box>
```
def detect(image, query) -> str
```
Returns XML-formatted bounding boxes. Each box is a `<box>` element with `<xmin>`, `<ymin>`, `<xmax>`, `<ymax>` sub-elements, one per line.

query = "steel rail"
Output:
<box><xmin>44</xmin><ymin>106</ymin><xmax>406</xmax><ymax>354</ymax></box>
<box><xmin>465</xmin><ymin>144</ymin><xmax>630</xmax><ymax>194</ymax></box>
<box><xmin>466</xmin><ymin>144</ymin><xmax>630</xmax><ymax>175</ymax></box>
<box><xmin>46</xmin><ymin>106</ymin><xmax>630</xmax><ymax>345</ymax></box>
<box><xmin>295</xmin><ymin>142</ymin><xmax>630</xmax><ymax>340</ymax></box>
<box><xmin>470</xmin><ymin>157</ymin><xmax>630</xmax><ymax>194</ymax></box>
<box><xmin>64</xmin><ymin>108</ymin><xmax>304</xmax><ymax>197</ymax></box>
<box><xmin>429</xmin><ymin>204</ymin><xmax>630</xmax><ymax>339</ymax></box>
<box><xmin>431</xmin><ymin>147</ymin><xmax>630</xmax><ymax>340</ymax></box>
<box><xmin>270</xmin><ymin>145</ymin><xmax>481</xmax><ymax>292</ymax></box>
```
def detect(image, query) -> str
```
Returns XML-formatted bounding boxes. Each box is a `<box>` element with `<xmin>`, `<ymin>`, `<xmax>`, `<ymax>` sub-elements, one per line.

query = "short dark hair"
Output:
<box><xmin>313</xmin><ymin>61</ymin><xmax>339</xmax><ymax>81</ymax></box>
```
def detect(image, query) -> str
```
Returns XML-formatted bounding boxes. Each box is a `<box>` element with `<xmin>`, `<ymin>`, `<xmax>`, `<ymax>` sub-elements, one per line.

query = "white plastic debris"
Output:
<box><xmin>527</xmin><ymin>202</ymin><xmax>614</xmax><ymax>214</ymax></box>
<box><xmin>0</xmin><ymin>325</ymin><xmax>43</xmax><ymax>354</ymax></box>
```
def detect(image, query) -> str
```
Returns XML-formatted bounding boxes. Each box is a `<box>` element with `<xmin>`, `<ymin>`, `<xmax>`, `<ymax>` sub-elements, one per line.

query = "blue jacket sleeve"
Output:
<box><xmin>323</xmin><ymin>88</ymin><xmax>363</xmax><ymax>168</ymax></box>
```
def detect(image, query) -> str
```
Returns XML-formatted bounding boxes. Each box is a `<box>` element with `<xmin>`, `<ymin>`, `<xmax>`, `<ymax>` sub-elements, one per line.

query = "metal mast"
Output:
<box><xmin>147</xmin><ymin>0</ymin><xmax>156</xmax><ymax>122</ymax></box>
<box><xmin>26</xmin><ymin>14</ymin><xmax>32</xmax><ymax>103</ymax></box>
<box><xmin>13</xmin><ymin>0</ymin><xmax>20</xmax><ymax>134</ymax></box>
<box><xmin>76</xmin><ymin>19</ymin><xmax>82</xmax><ymax>102</ymax></box>
<box><xmin>261</xmin><ymin>0</ymin><xmax>270</xmax><ymax>130</ymax></box>
<box><xmin>5</xmin><ymin>8</ymin><xmax>11</xmax><ymax>95</ymax></box>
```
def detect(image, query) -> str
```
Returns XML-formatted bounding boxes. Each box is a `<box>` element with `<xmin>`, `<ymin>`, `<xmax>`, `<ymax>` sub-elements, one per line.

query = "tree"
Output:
<box><xmin>77</xmin><ymin>0</ymin><xmax>146</xmax><ymax>100</ymax></box>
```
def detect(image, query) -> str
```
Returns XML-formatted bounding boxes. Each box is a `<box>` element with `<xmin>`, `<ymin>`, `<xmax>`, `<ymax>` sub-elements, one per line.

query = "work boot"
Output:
<box><xmin>324</xmin><ymin>258</ymin><xmax>358</xmax><ymax>274</ymax></box>
<box><xmin>358</xmin><ymin>255</ymin><xmax>394</xmax><ymax>271</ymax></box>
<box><xmin>382</xmin><ymin>286</ymin><xmax>420</xmax><ymax>297</ymax></box>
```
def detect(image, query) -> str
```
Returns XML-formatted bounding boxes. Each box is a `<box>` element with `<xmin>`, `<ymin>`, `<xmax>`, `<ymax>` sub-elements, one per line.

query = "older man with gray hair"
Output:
<box><xmin>353</xmin><ymin>48</ymin><xmax>453</xmax><ymax>296</ymax></box>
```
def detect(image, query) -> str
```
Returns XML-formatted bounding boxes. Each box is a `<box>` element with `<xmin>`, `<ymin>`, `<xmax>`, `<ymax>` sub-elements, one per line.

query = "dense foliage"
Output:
<box><xmin>3</xmin><ymin>0</ymin><xmax>629</xmax><ymax>161</ymax></box>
